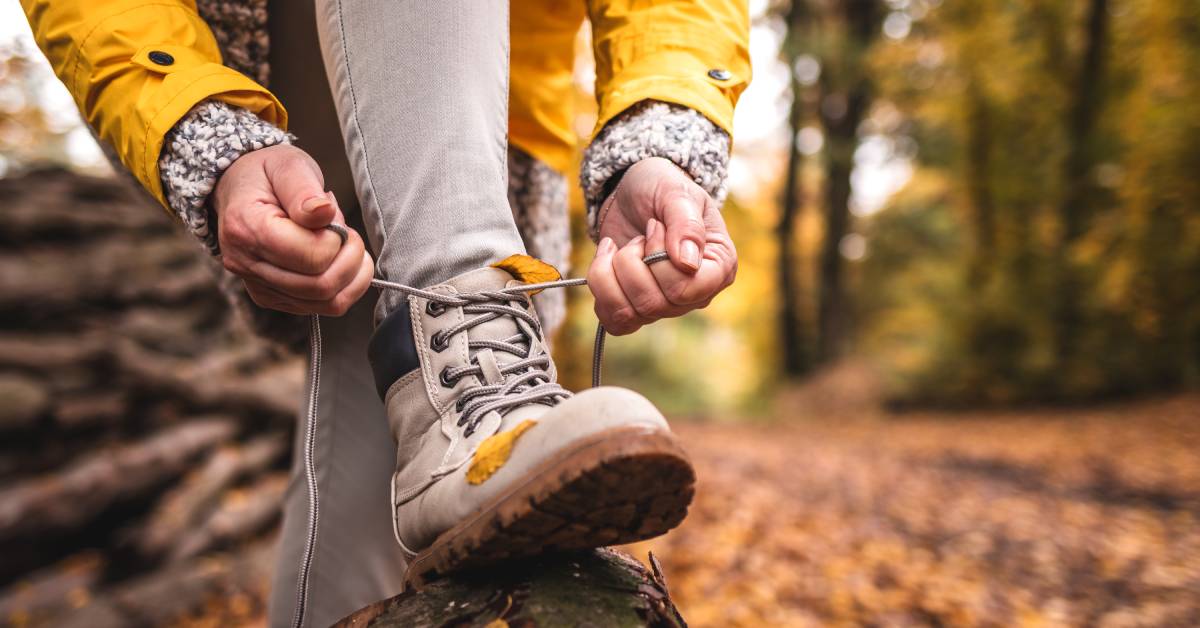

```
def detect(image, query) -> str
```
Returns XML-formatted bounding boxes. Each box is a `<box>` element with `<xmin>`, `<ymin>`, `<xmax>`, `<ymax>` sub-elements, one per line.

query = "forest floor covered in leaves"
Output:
<box><xmin>628</xmin><ymin>378</ymin><xmax>1200</xmax><ymax>627</ymax></box>
<box><xmin>183</xmin><ymin>387</ymin><xmax>1198</xmax><ymax>628</ymax></box>
<box><xmin>171</xmin><ymin>388</ymin><xmax>1200</xmax><ymax>628</ymax></box>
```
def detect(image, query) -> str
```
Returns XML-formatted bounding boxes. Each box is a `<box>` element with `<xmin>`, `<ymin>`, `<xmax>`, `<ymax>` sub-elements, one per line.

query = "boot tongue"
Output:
<box><xmin>443</xmin><ymin>267</ymin><xmax>528</xmax><ymax>366</ymax></box>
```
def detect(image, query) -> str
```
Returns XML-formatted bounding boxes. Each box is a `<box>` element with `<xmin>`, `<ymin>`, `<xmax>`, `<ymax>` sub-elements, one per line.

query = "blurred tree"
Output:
<box><xmin>858</xmin><ymin>0</ymin><xmax>1198</xmax><ymax>403</ymax></box>
<box><xmin>777</xmin><ymin>0</ymin><xmax>816</xmax><ymax>376</ymax></box>
<box><xmin>811</xmin><ymin>0</ymin><xmax>883</xmax><ymax>363</ymax></box>
<box><xmin>1053</xmin><ymin>0</ymin><xmax>1110</xmax><ymax>381</ymax></box>
<box><xmin>0</xmin><ymin>44</ymin><xmax>67</xmax><ymax>173</ymax></box>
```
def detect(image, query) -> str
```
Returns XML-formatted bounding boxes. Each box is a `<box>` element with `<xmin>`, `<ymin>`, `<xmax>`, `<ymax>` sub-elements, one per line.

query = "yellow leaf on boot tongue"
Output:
<box><xmin>491</xmin><ymin>254</ymin><xmax>561</xmax><ymax>293</ymax></box>
<box><xmin>466</xmin><ymin>419</ymin><xmax>538</xmax><ymax>485</ymax></box>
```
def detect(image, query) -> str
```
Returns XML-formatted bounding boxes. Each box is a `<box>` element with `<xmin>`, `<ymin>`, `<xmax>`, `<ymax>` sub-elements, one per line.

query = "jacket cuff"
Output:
<box><xmin>158</xmin><ymin>100</ymin><xmax>290</xmax><ymax>255</ymax></box>
<box><xmin>579</xmin><ymin>100</ymin><xmax>730</xmax><ymax>241</ymax></box>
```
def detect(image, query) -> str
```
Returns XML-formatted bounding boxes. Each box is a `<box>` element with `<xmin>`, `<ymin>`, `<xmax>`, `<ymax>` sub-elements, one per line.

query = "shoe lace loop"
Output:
<box><xmin>416</xmin><ymin>287</ymin><xmax>568</xmax><ymax>436</ymax></box>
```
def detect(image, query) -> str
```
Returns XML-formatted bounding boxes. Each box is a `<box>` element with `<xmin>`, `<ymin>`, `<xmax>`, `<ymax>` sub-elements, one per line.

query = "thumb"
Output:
<box><xmin>265</xmin><ymin>151</ymin><xmax>335</xmax><ymax>230</ymax></box>
<box><xmin>660</xmin><ymin>193</ymin><xmax>706</xmax><ymax>273</ymax></box>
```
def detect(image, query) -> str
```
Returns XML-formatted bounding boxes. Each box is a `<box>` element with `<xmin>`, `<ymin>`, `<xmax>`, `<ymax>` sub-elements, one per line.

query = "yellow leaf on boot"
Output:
<box><xmin>491</xmin><ymin>255</ymin><xmax>561</xmax><ymax>294</ymax></box>
<box><xmin>466</xmin><ymin>419</ymin><xmax>538</xmax><ymax>485</ymax></box>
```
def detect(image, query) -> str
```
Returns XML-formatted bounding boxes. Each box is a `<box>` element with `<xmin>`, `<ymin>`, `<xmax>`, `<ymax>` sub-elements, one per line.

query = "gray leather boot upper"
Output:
<box><xmin>368</xmin><ymin>265</ymin><xmax>672</xmax><ymax>558</ymax></box>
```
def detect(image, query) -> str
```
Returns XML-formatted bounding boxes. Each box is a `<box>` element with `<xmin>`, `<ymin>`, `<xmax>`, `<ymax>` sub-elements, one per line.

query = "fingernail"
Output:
<box><xmin>681</xmin><ymin>240</ymin><xmax>701</xmax><ymax>269</ymax></box>
<box><xmin>599</xmin><ymin>237</ymin><xmax>615</xmax><ymax>254</ymax></box>
<box><xmin>301</xmin><ymin>195</ymin><xmax>331</xmax><ymax>213</ymax></box>
<box><xmin>645</xmin><ymin>219</ymin><xmax>657</xmax><ymax>240</ymax></box>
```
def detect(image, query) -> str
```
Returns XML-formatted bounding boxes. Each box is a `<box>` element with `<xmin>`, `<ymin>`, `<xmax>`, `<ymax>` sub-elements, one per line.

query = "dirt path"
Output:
<box><xmin>626</xmin><ymin>395</ymin><xmax>1200</xmax><ymax>627</ymax></box>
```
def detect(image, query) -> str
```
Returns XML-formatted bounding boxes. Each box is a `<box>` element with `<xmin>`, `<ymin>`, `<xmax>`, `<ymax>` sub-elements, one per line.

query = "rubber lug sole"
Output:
<box><xmin>403</xmin><ymin>425</ymin><xmax>695</xmax><ymax>587</ymax></box>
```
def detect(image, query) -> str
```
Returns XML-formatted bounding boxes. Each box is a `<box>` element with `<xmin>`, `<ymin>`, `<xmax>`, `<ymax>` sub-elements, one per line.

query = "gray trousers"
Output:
<box><xmin>317</xmin><ymin>0</ymin><xmax>525</xmax><ymax>321</ymax></box>
<box><xmin>266</xmin><ymin>0</ymin><xmax>523</xmax><ymax>625</ymax></box>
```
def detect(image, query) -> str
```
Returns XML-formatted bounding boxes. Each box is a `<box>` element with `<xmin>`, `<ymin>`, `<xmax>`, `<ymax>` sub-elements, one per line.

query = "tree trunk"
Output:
<box><xmin>964</xmin><ymin>77</ymin><xmax>996</xmax><ymax>290</ymax></box>
<box><xmin>815</xmin><ymin>0</ymin><xmax>880</xmax><ymax>364</ymax></box>
<box><xmin>335</xmin><ymin>549</ymin><xmax>685</xmax><ymax>627</ymax></box>
<box><xmin>1053</xmin><ymin>0</ymin><xmax>1110</xmax><ymax>369</ymax></box>
<box><xmin>778</xmin><ymin>0</ymin><xmax>813</xmax><ymax>377</ymax></box>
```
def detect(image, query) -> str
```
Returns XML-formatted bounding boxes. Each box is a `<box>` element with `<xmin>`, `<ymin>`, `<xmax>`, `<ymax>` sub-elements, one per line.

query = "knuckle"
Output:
<box><xmin>278</xmin><ymin>150</ymin><xmax>310</xmax><ymax>171</ymax></box>
<box><xmin>610</xmin><ymin>306</ymin><xmax>638</xmax><ymax>328</ymax></box>
<box><xmin>222</xmin><ymin>218</ymin><xmax>250</xmax><ymax>247</ymax></box>
<box><xmin>329</xmin><ymin>294</ymin><xmax>353</xmax><ymax>316</ymax></box>
<box><xmin>303</xmin><ymin>247</ymin><xmax>330</xmax><ymax>274</ymax></box>
<box><xmin>345</xmin><ymin>231</ymin><xmax>364</xmax><ymax>256</ymax></box>
<box><xmin>312</xmin><ymin>274</ymin><xmax>340</xmax><ymax>300</ymax></box>
<box><xmin>246</xmin><ymin>217</ymin><xmax>275</xmax><ymax>256</ymax></box>
<box><xmin>631</xmin><ymin>291</ymin><xmax>665</xmax><ymax>316</ymax></box>
<box><xmin>663</xmin><ymin>280</ymin><xmax>693</xmax><ymax>304</ymax></box>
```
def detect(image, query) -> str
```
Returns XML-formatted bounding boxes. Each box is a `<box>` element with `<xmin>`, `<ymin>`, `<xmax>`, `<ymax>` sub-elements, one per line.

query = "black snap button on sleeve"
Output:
<box><xmin>148</xmin><ymin>51</ymin><xmax>175</xmax><ymax>66</ymax></box>
<box><xmin>707</xmin><ymin>68</ymin><xmax>732</xmax><ymax>81</ymax></box>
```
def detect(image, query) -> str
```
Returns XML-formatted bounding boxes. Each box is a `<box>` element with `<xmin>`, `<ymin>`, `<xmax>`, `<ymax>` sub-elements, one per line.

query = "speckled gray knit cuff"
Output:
<box><xmin>508</xmin><ymin>146</ymin><xmax>570</xmax><ymax>340</ymax></box>
<box><xmin>579</xmin><ymin>100</ymin><xmax>731</xmax><ymax>241</ymax></box>
<box><xmin>158</xmin><ymin>100</ymin><xmax>290</xmax><ymax>255</ymax></box>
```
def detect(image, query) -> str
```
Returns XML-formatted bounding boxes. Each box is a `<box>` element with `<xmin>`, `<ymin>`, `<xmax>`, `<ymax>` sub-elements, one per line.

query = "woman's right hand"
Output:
<box><xmin>212</xmin><ymin>144</ymin><xmax>374</xmax><ymax>316</ymax></box>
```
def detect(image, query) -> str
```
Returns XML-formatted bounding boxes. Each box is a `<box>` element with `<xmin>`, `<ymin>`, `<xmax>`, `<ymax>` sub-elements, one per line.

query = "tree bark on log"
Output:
<box><xmin>136</xmin><ymin>435</ymin><xmax>287</xmax><ymax>560</ymax></box>
<box><xmin>336</xmin><ymin>549</ymin><xmax>686</xmax><ymax>628</ymax></box>
<box><xmin>112</xmin><ymin>338</ymin><xmax>301</xmax><ymax>422</ymax></box>
<box><xmin>0</xmin><ymin>169</ymin><xmax>299</xmax><ymax>615</ymax></box>
<box><xmin>169</xmin><ymin>473</ymin><xmax>287</xmax><ymax>562</ymax></box>
<box><xmin>47</xmin><ymin>540</ymin><xmax>277</xmax><ymax>628</ymax></box>
<box><xmin>0</xmin><ymin>418</ymin><xmax>236</xmax><ymax>541</ymax></box>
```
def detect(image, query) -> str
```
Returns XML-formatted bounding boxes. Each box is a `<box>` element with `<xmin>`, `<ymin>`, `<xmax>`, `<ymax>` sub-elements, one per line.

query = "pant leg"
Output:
<box><xmin>315</xmin><ymin>0</ymin><xmax>525</xmax><ymax>320</ymax></box>
<box><xmin>268</xmin><ymin>289</ymin><xmax>408</xmax><ymax>628</ymax></box>
<box><xmin>265</xmin><ymin>6</ymin><xmax>405</xmax><ymax>627</ymax></box>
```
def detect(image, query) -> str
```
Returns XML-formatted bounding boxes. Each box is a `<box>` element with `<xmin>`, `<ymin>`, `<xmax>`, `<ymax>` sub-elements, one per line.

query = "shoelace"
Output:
<box><xmin>292</xmin><ymin>223</ymin><xmax>667</xmax><ymax>628</ymax></box>
<box><xmin>371</xmin><ymin>276</ymin><xmax>578</xmax><ymax>438</ymax></box>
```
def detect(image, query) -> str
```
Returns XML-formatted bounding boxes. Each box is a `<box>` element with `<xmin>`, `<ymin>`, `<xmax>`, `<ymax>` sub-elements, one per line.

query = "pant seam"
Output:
<box><xmin>305</xmin><ymin>338</ymin><xmax>344</xmax><ymax>626</ymax></box>
<box><xmin>335</xmin><ymin>0</ymin><xmax>386</xmax><ymax>273</ymax></box>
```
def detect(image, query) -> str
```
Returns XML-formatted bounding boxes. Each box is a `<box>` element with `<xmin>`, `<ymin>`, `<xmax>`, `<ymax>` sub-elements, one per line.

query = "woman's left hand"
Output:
<box><xmin>587</xmin><ymin>157</ymin><xmax>738</xmax><ymax>335</ymax></box>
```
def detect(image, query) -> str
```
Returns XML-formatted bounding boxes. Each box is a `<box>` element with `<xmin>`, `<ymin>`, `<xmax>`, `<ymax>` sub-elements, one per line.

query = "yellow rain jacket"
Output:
<box><xmin>21</xmin><ymin>0</ymin><xmax>750</xmax><ymax>209</ymax></box>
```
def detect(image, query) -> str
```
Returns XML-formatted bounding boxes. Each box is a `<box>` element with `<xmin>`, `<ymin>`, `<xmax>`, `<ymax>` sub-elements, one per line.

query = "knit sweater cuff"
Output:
<box><xmin>579</xmin><ymin>100</ymin><xmax>731</xmax><ymax>241</ymax></box>
<box><xmin>158</xmin><ymin>100</ymin><xmax>291</xmax><ymax>255</ymax></box>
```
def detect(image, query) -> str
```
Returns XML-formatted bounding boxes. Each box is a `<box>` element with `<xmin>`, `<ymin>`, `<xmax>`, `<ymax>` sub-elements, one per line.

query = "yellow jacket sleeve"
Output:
<box><xmin>587</xmin><ymin>0</ymin><xmax>751</xmax><ymax>140</ymax></box>
<box><xmin>20</xmin><ymin>0</ymin><xmax>287</xmax><ymax>207</ymax></box>
<box><xmin>509</xmin><ymin>1</ymin><xmax>586</xmax><ymax>175</ymax></box>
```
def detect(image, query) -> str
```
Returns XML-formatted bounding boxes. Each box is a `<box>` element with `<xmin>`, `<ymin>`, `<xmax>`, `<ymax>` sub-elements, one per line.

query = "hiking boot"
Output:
<box><xmin>367</xmin><ymin>256</ymin><xmax>695</xmax><ymax>586</ymax></box>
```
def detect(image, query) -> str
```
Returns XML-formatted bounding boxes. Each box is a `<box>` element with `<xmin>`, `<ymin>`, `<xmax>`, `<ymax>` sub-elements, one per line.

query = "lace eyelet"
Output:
<box><xmin>430</xmin><ymin>331</ymin><xmax>448</xmax><ymax>352</ymax></box>
<box><xmin>439</xmin><ymin>366</ymin><xmax>455</xmax><ymax>388</ymax></box>
<box><xmin>426</xmin><ymin>301</ymin><xmax>446</xmax><ymax>317</ymax></box>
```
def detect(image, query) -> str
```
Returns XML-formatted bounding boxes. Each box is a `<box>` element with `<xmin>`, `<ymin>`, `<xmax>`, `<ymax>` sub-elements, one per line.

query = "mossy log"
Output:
<box><xmin>336</xmin><ymin>549</ymin><xmax>686</xmax><ymax>627</ymax></box>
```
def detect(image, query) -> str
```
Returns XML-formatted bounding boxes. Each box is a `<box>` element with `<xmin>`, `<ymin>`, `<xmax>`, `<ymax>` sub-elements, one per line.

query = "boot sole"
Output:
<box><xmin>403</xmin><ymin>425</ymin><xmax>695</xmax><ymax>587</ymax></box>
